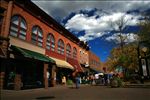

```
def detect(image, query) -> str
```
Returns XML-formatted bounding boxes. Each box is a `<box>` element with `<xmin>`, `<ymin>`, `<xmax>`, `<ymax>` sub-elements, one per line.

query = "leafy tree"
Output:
<box><xmin>106</xmin><ymin>43</ymin><xmax>138</xmax><ymax>76</ymax></box>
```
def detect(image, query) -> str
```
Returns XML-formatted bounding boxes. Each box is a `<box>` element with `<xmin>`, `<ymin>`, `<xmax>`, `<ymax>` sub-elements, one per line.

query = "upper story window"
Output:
<box><xmin>73</xmin><ymin>47</ymin><xmax>77</xmax><ymax>59</ymax></box>
<box><xmin>46</xmin><ymin>33</ymin><xmax>55</xmax><ymax>51</ymax></box>
<box><xmin>31</xmin><ymin>26</ymin><xmax>43</xmax><ymax>47</ymax></box>
<box><xmin>57</xmin><ymin>39</ymin><xmax>64</xmax><ymax>55</ymax></box>
<box><xmin>10</xmin><ymin>15</ymin><xmax>27</xmax><ymax>40</ymax></box>
<box><xmin>66</xmin><ymin>44</ymin><xmax>71</xmax><ymax>57</ymax></box>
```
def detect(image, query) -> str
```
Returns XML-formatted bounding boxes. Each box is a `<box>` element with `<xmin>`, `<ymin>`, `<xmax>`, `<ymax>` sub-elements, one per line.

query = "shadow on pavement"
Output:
<box><xmin>36</xmin><ymin>96</ymin><xmax>55</xmax><ymax>99</ymax></box>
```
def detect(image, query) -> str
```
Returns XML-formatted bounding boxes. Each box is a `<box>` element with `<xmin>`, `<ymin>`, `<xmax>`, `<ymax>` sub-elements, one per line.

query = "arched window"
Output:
<box><xmin>10</xmin><ymin>15</ymin><xmax>27</xmax><ymax>40</ymax></box>
<box><xmin>31</xmin><ymin>26</ymin><xmax>43</xmax><ymax>47</ymax></box>
<box><xmin>73</xmin><ymin>47</ymin><xmax>77</xmax><ymax>59</ymax></box>
<box><xmin>57</xmin><ymin>39</ymin><xmax>64</xmax><ymax>55</ymax></box>
<box><xmin>46</xmin><ymin>33</ymin><xmax>55</xmax><ymax>51</ymax></box>
<box><xmin>66</xmin><ymin>44</ymin><xmax>71</xmax><ymax>57</ymax></box>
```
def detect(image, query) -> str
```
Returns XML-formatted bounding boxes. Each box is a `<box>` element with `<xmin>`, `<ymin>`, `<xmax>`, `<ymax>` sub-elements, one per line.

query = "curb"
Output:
<box><xmin>124</xmin><ymin>84</ymin><xmax>150</xmax><ymax>88</ymax></box>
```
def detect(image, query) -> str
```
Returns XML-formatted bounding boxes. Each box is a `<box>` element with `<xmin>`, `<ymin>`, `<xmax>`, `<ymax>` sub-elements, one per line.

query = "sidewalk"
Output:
<box><xmin>124</xmin><ymin>81</ymin><xmax>150</xmax><ymax>88</ymax></box>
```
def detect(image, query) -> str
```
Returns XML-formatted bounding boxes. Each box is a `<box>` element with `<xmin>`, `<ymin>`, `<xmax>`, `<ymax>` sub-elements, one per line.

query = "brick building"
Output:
<box><xmin>0</xmin><ymin>0</ymin><xmax>85</xmax><ymax>90</ymax></box>
<box><xmin>88</xmin><ymin>51</ymin><xmax>101</xmax><ymax>74</ymax></box>
<box><xmin>78</xmin><ymin>41</ymin><xmax>90</xmax><ymax>76</ymax></box>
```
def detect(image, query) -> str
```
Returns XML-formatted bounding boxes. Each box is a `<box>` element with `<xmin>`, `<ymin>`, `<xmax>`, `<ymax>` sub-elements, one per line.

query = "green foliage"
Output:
<box><xmin>110</xmin><ymin>76</ymin><xmax>123</xmax><ymax>87</ymax></box>
<box><xmin>67</xmin><ymin>79</ymin><xmax>73</xmax><ymax>85</ymax></box>
<box><xmin>138</xmin><ymin>14</ymin><xmax>150</xmax><ymax>55</ymax></box>
<box><xmin>106</xmin><ymin>43</ymin><xmax>138</xmax><ymax>73</ymax></box>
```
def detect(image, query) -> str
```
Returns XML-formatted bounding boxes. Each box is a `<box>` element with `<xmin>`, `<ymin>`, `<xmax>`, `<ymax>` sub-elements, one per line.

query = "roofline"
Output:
<box><xmin>10</xmin><ymin>0</ymin><xmax>80</xmax><ymax>44</ymax></box>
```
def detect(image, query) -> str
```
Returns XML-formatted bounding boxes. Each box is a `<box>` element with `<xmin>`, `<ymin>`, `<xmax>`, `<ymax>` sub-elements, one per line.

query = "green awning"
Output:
<box><xmin>11</xmin><ymin>45</ymin><xmax>55</xmax><ymax>63</ymax></box>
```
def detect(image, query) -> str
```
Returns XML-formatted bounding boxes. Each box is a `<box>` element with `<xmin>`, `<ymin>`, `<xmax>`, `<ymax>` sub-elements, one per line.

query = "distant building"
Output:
<box><xmin>88</xmin><ymin>51</ymin><xmax>102</xmax><ymax>74</ymax></box>
<box><xmin>78</xmin><ymin>41</ymin><xmax>90</xmax><ymax>76</ymax></box>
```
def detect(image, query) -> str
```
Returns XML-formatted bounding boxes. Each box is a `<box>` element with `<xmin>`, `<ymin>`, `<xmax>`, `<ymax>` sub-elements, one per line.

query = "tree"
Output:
<box><xmin>110</xmin><ymin>15</ymin><xmax>130</xmax><ymax>52</ymax></box>
<box><xmin>106</xmin><ymin>43</ymin><xmax>138</xmax><ymax>79</ymax></box>
<box><xmin>138</xmin><ymin>13</ymin><xmax>150</xmax><ymax>51</ymax></box>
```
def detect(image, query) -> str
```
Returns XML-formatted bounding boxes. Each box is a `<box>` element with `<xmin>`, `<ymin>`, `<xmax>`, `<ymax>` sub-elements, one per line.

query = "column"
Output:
<box><xmin>14</xmin><ymin>64</ymin><xmax>22</xmax><ymax>90</ymax></box>
<box><xmin>0</xmin><ymin>59</ymin><xmax>6</xmax><ymax>90</ymax></box>
<box><xmin>3</xmin><ymin>1</ymin><xmax>13</xmax><ymax>37</ymax></box>
<box><xmin>44</xmin><ymin>63</ymin><xmax>48</xmax><ymax>89</ymax></box>
<box><xmin>51</xmin><ymin>65</ymin><xmax>56</xmax><ymax>87</ymax></box>
<box><xmin>0</xmin><ymin>72</ymin><xmax>5</xmax><ymax>90</ymax></box>
<box><xmin>14</xmin><ymin>74</ymin><xmax>22</xmax><ymax>90</ymax></box>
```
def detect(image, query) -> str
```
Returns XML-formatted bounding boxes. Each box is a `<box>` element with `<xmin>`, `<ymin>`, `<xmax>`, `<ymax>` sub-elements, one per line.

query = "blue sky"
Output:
<box><xmin>32</xmin><ymin>0</ymin><xmax>150</xmax><ymax>62</ymax></box>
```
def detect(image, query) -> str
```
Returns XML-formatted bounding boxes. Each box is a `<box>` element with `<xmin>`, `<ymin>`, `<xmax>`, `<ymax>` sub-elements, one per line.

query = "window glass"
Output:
<box><xmin>46</xmin><ymin>33</ymin><xmax>55</xmax><ymax>51</ymax></box>
<box><xmin>57</xmin><ymin>39</ymin><xmax>64</xmax><ymax>54</ymax></box>
<box><xmin>31</xmin><ymin>26</ymin><xmax>43</xmax><ymax>47</ymax></box>
<box><xmin>10</xmin><ymin>15</ymin><xmax>27</xmax><ymax>40</ymax></box>
<box><xmin>66</xmin><ymin>44</ymin><xmax>71</xmax><ymax>57</ymax></box>
<box><xmin>73</xmin><ymin>47</ymin><xmax>77</xmax><ymax>59</ymax></box>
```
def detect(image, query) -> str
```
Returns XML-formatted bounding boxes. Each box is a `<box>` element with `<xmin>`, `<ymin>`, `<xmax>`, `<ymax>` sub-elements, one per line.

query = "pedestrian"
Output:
<box><xmin>75</xmin><ymin>73</ymin><xmax>80</xmax><ymax>89</ymax></box>
<box><xmin>104</xmin><ymin>73</ymin><xmax>108</xmax><ymax>85</ymax></box>
<box><xmin>47</xmin><ymin>70</ymin><xmax>50</xmax><ymax>87</ymax></box>
<box><xmin>62</xmin><ymin>76</ymin><xmax>66</xmax><ymax>85</ymax></box>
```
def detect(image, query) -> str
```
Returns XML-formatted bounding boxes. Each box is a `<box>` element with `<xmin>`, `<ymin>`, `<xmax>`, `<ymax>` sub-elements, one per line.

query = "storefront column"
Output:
<box><xmin>44</xmin><ymin>63</ymin><xmax>48</xmax><ymax>89</ymax></box>
<box><xmin>3</xmin><ymin>1</ymin><xmax>13</xmax><ymax>37</ymax></box>
<box><xmin>0</xmin><ymin>59</ymin><xmax>6</xmax><ymax>90</ymax></box>
<box><xmin>14</xmin><ymin>74</ymin><xmax>22</xmax><ymax>90</ymax></box>
<box><xmin>51</xmin><ymin>65</ymin><xmax>56</xmax><ymax>87</ymax></box>
<box><xmin>0</xmin><ymin>72</ymin><xmax>5</xmax><ymax>90</ymax></box>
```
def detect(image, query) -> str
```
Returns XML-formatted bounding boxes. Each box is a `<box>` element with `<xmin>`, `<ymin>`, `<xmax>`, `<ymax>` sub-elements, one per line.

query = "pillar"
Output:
<box><xmin>0</xmin><ymin>59</ymin><xmax>6</xmax><ymax>90</ymax></box>
<box><xmin>14</xmin><ymin>74</ymin><xmax>22</xmax><ymax>90</ymax></box>
<box><xmin>44</xmin><ymin>63</ymin><xmax>48</xmax><ymax>89</ymax></box>
<box><xmin>51</xmin><ymin>65</ymin><xmax>56</xmax><ymax>87</ymax></box>
<box><xmin>0</xmin><ymin>72</ymin><xmax>5</xmax><ymax>90</ymax></box>
<box><xmin>0</xmin><ymin>0</ymin><xmax>13</xmax><ymax>89</ymax></box>
<box><xmin>3</xmin><ymin>1</ymin><xmax>13</xmax><ymax>37</ymax></box>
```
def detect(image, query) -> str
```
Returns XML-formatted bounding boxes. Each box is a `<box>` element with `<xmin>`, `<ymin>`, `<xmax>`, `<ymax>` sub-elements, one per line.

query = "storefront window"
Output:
<box><xmin>10</xmin><ymin>15</ymin><xmax>27</xmax><ymax>40</ymax></box>
<box><xmin>66</xmin><ymin>44</ymin><xmax>71</xmax><ymax>57</ymax></box>
<box><xmin>73</xmin><ymin>47</ymin><xmax>77</xmax><ymax>59</ymax></box>
<box><xmin>46</xmin><ymin>33</ymin><xmax>55</xmax><ymax>51</ymax></box>
<box><xmin>57</xmin><ymin>39</ymin><xmax>64</xmax><ymax>55</ymax></box>
<box><xmin>31</xmin><ymin>26</ymin><xmax>43</xmax><ymax>47</ymax></box>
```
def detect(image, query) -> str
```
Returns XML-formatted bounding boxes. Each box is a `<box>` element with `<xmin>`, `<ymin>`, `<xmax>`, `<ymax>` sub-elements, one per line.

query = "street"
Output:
<box><xmin>1</xmin><ymin>85</ymin><xmax>150</xmax><ymax>100</ymax></box>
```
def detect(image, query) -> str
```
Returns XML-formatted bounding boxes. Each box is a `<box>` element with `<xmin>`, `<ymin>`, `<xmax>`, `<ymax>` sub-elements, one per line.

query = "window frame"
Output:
<box><xmin>31</xmin><ymin>25</ymin><xmax>43</xmax><ymax>47</ymax></box>
<box><xmin>66</xmin><ymin>43</ymin><xmax>71</xmax><ymax>57</ymax></box>
<box><xmin>73</xmin><ymin>47</ymin><xmax>77</xmax><ymax>59</ymax></box>
<box><xmin>57</xmin><ymin>39</ymin><xmax>65</xmax><ymax>55</ymax></box>
<box><xmin>46</xmin><ymin>33</ymin><xmax>55</xmax><ymax>51</ymax></box>
<box><xmin>9</xmin><ymin>15</ymin><xmax>27</xmax><ymax>40</ymax></box>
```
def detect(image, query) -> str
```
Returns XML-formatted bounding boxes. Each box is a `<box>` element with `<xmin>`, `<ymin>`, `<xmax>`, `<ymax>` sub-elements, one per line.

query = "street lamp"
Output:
<box><xmin>142</xmin><ymin>47</ymin><xmax>147</xmax><ymax>53</ymax></box>
<box><xmin>141</xmin><ymin>46</ymin><xmax>149</xmax><ymax>79</ymax></box>
<box><xmin>138</xmin><ymin>41</ymin><xmax>150</xmax><ymax>84</ymax></box>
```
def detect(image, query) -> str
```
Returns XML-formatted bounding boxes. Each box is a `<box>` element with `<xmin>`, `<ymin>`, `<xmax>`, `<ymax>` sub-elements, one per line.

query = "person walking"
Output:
<box><xmin>75</xmin><ymin>73</ymin><xmax>80</xmax><ymax>89</ymax></box>
<box><xmin>62</xmin><ymin>76</ymin><xmax>66</xmax><ymax>85</ymax></box>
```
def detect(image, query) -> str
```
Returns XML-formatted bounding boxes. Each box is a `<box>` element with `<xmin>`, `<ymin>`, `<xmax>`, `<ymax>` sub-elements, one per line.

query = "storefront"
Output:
<box><xmin>49</xmin><ymin>57</ymin><xmax>74</xmax><ymax>84</ymax></box>
<box><xmin>2</xmin><ymin>45</ymin><xmax>55</xmax><ymax>90</ymax></box>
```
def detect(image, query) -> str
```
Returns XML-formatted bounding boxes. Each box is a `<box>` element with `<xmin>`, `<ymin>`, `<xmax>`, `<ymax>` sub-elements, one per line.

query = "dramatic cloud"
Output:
<box><xmin>31</xmin><ymin>0</ymin><xmax>150</xmax><ymax>62</ymax></box>
<box><xmin>65</xmin><ymin>11</ymin><xmax>141</xmax><ymax>41</ymax></box>
<box><xmin>32</xmin><ymin>0</ymin><xmax>150</xmax><ymax>19</ymax></box>
<box><xmin>105</xmin><ymin>33</ymin><xmax>138</xmax><ymax>44</ymax></box>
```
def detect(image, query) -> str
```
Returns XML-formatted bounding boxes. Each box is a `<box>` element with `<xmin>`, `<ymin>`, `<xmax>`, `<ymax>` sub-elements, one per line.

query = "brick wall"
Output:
<box><xmin>7</xmin><ymin>3</ymin><xmax>80</xmax><ymax>61</ymax></box>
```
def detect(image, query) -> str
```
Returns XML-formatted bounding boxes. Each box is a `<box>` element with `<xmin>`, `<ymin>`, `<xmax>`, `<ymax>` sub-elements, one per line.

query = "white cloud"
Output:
<box><xmin>105</xmin><ymin>33</ymin><xmax>138</xmax><ymax>44</ymax></box>
<box><xmin>32</xmin><ymin>0</ymin><xmax>149</xmax><ymax>42</ymax></box>
<box><xmin>32</xmin><ymin>0</ymin><xmax>150</xmax><ymax>19</ymax></box>
<box><xmin>65</xmin><ymin>11</ymin><xmax>140</xmax><ymax>41</ymax></box>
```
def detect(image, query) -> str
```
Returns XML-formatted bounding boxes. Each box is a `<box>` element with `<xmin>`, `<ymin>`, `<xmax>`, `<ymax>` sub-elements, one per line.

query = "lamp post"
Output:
<box><xmin>138</xmin><ymin>41</ymin><xmax>150</xmax><ymax>84</ymax></box>
<box><xmin>142</xmin><ymin>47</ymin><xmax>149</xmax><ymax>79</ymax></box>
<box><xmin>138</xmin><ymin>43</ymin><xmax>144</xmax><ymax>84</ymax></box>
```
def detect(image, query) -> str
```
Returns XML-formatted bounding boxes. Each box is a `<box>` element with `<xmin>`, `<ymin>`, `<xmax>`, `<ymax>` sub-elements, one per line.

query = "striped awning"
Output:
<box><xmin>50</xmin><ymin>57</ymin><xmax>74</xmax><ymax>70</ymax></box>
